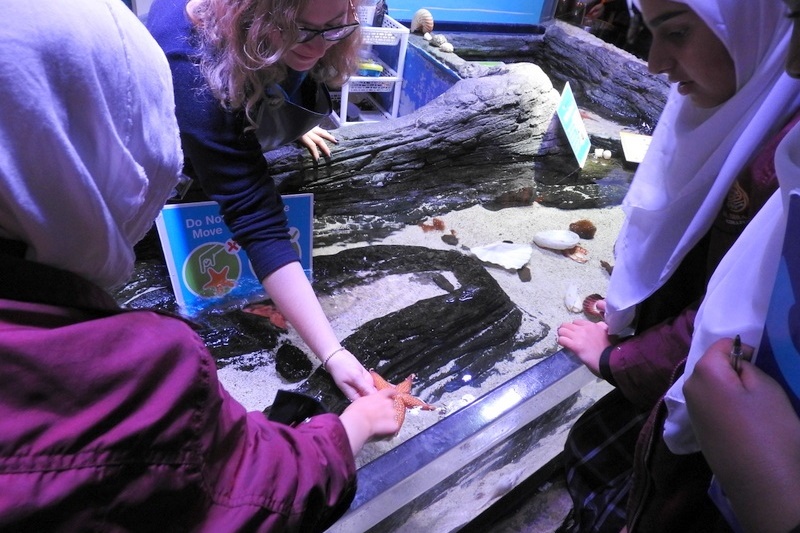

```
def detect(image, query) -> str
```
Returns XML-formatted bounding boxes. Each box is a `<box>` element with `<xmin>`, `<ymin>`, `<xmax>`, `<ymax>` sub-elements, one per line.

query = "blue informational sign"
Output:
<box><xmin>556</xmin><ymin>82</ymin><xmax>591</xmax><ymax>168</ymax></box>
<box><xmin>155</xmin><ymin>194</ymin><xmax>313</xmax><ymax>316</ymax></box>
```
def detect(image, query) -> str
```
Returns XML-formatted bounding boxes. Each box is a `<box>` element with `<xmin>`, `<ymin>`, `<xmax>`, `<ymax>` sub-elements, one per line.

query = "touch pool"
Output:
<box><xmin>116</xmin><ymin>20</ymin><xmax>666</xmax><ymax>532</ymax></box>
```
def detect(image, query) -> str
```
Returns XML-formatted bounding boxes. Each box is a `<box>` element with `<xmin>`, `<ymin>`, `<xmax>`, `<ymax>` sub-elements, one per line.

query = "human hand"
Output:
<box><xmin>298</xmin><ymin>126</ymin><xmax>337</xmax><ymax>161</ymax></box>
<box><xmin>557</xmin><ymin>319</ymin><xmax>611</xmax><ymax>377</ymax></box>
<box><xmin>685</xmin><ymin>338</ymin><xmax>800</xmax><ymax>533</ymax></box>
<box><xmin>326</xmin><ymin>348</ymin><xmax>378</xmax><ymax>401</ymax></box>
<box><xmin>339</xmin><ymin>388</ymin><xmax>400</xmax><ymax>454</ymax></box>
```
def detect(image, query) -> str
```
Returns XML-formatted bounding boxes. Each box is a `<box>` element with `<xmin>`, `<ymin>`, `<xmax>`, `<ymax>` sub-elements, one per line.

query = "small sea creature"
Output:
<box><xmin>582</xmin><ymin>293</ymin><xmax>604</xmax><ymax>319</ymax></box>
<box><xmin>429</xmin><ymin>34</ymin><xmax>448</xmax><ymax>47</ymax></box>
<box><xmin>532</xmin><ymin>229</ymin><xmax>580</xmax><ymax>251</ymax></box>
<box><xmin>419</xmin><ymin>217</ymin><xmax>445</xmax><ymax>232</ymax></box>
<box><xmin>243</xmin><ymin>302</ymin><xmax>288</xmax><ymax>330</ymax></box>
<box><xmin>370</xmin><ymin>370</ymin><xmax>436</xmax><ymax>428</ymax></box>
<box><xmin>564</xmin><ymin>283</ymin><xmax>582</xmax><ymax>313</ymax></box>
<box><xmin>410</xmin><ymin>8</ymin><xmax>434</xmax><ymax>34</ymax></box>
<box><xmin>563</xmin><ymin>244</ymin><xmax>589</xmax><ymax>263</ymax></box>
<box><xmin>471</xmin><ymin>241</ymin><xmax>533</xmax><ymax>270</ymax></box>
<box><xmin>439</xmin><ymin>42</ymin><xmax>454</xmax><ymax>53</ymax></box>
<box><xmin>600</xmin><ymin>260</ymin><xmax>614</xmax><ymax>275</ymax></box>
<box><xmin>569</xmin><ymin>219</ymin><xmax>597</xmax><ymax>239</ymax></box>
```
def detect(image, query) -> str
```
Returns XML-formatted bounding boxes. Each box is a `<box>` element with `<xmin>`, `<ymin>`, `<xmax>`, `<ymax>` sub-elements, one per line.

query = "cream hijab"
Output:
<box><xmin>606</xmin><ymin>0</ymin><xmax>800</xmax><ymax>333</ymax></box>
<box><xmin>0</xmin><ymin>0</ymin><xmax>182</xmax><ymax>290</ymax></box>
<box><xmin>663</xmin><ymin>122</ymin><xmax>800</xmax><ymax>453</ymax></box>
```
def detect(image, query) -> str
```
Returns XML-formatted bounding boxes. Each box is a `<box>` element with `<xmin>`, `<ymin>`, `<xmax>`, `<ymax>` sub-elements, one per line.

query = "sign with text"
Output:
<box><xmin>556</xmin><ymin>81</ymin><xmax>590</xmax><ymax>168</ymax></box>
<box><xmin>156</xmin><ymin>194</ymin><xmax>313</xmax><ymax>316</ymax></box>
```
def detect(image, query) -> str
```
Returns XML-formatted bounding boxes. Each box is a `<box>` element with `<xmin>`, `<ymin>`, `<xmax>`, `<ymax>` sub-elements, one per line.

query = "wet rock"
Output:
<box><xmin>441</xmin><ymin>232</ymin><xmax>459</xmax><ymax>246</ymax></box>
<box><xmin>294</xmin><ymin>245</ymin><xmax>549</xmax><ymax>413</ymax></box>
<box><xmin>275</xmin><ymin>343</ymin><xmax>314</xmax><ymax>382</ymax></box>
<box><xmin>115</xmin><ymin>238</ymin><xmax>281</xmax><ymax>365</ymax></box>
<box><xmin>483</xmin><ymin>187</ymin><xmax>535</xmax><ymax>211</ymax></box>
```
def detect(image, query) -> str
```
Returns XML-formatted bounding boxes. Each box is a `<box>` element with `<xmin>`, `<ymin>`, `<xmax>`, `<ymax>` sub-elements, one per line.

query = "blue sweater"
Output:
<box><xmin>147</xmin><ymin>0</ymin><xmax>297</xmax><ymax>282</ymax></box>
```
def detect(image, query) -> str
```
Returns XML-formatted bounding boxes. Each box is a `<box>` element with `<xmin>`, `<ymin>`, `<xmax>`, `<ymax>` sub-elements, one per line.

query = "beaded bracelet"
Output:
<box><xmin>323</xmin><ymin>347</ymin><xmax>347</xmax><ymax>370</ymax></box>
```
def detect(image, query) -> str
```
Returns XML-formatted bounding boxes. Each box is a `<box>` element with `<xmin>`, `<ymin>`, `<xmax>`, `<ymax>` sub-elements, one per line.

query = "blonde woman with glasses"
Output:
<box><xmin>148</xmin><ymin>0</ymin><xmax>380</xmax><ymax>401</ymax></box>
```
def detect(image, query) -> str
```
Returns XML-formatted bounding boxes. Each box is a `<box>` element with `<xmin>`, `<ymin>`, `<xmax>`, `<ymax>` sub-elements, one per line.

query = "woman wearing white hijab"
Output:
<box><xmin>556</xmin><ymin>0</ymin><xmax>800</xmax><ymax>531</ymax></box>
<box><xmin>672</xmin><ymin>11</ymin><xmax>800</xmax><ymax>529</ymax></box>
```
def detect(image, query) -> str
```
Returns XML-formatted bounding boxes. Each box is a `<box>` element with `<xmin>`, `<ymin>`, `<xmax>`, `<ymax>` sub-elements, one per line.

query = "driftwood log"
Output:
<box><xmin>272</xmin><ymin>62</ymin><xmax>579</xmax><ymax>246</ymax></box>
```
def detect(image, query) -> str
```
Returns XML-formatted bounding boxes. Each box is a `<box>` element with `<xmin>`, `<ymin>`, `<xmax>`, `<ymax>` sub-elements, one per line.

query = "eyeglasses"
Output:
<box><xmin>295</xmin><ymin>0</ymin><xmax>360</xmax><ymax>44</ymax></box>
<box><xmin>295</xmin><ymin>21</ymin><xmax>360</xmax><ymax>43</ymax></box>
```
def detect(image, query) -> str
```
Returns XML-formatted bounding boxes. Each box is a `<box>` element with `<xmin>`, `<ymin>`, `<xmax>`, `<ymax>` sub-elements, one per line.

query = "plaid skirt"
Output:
<box><xmin>560</xmin><ymin>388</ymin><xmax>731</xmax><ymax>533</ymax></box>
<box><xmin>561</xmin><ymin>389</ymin><xmax>647</xmax><ymax>533</ymax></box>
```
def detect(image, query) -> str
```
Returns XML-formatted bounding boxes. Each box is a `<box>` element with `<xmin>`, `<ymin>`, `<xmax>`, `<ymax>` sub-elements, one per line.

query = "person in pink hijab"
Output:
<box><xmin>0</xmin><ymin>0</ymin><xmax>397</xmax><ymax>530</ymax></box>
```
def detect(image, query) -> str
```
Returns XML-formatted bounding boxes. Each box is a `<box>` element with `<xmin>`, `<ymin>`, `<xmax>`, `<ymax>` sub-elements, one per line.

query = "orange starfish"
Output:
<box><xmin>370</xmin><ymin>370</ymin><xmax>436</xmax><ymax>428</ymax></box>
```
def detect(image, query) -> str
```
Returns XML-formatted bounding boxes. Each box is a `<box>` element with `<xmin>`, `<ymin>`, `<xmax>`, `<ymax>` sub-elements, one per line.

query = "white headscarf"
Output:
<box><xmin>606</xmin><ymin>0</ymin><xmax>800</xmax><ymax>332</ymax></box>
<box><xmin>663</xmin><ymin>121</ymin><xmax>800</xmax><ymax>454</ymax></box>
<box><xmin>0</xmin><ymin>0</ymin><xmax>182</xmax><ymax>290</ymax></box>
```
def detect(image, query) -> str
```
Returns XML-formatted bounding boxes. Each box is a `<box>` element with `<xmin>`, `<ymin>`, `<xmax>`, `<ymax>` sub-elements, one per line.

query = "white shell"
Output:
<box><xmin>429</xmin><ymin>34</ymin><xmax>448</xmax><ymax>47</ymax></box>
<box><xmin>423</xmin><ymin>32</ymin><xmax>433</xmax><ymax>41</ymax></box>
<box><xmin>439</xmin><ymin>42</ymin><xmax>454</xmax><ymax>53</ymax></box>
<box><xmin>532</xmin><ymin>230</ymin><xmax>580</xmax><ymax>250</ymax></box>
<box><xmin>471</xmin><ymin>241</ymin><xmax>532</xmax><ymax>270</ymax></box>
<box><xmin>564</xmin><ymin>283</ymin><xmax>582</xmax><ymax>313</ymax></box>
<box><xmin>411</xmin><ymin>9</ymin><xmax>434</xmax><ymax>34</ymax></box>
<box><xmin>602</xmin><ymin>149</ymin><xmax>612</xmax><ymax>159</ymax></box>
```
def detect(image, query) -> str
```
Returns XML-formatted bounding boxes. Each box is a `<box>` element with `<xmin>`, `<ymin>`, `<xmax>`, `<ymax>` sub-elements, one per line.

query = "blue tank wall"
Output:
<box><xmin>386</xmin><ymin>0</ymin><xmax>550</xmax><ymax>30</ymax></box>
<box><xmin>371</xmin><ymin>42</ymin><xmax>459</xmax><ymax>117</ymax></box>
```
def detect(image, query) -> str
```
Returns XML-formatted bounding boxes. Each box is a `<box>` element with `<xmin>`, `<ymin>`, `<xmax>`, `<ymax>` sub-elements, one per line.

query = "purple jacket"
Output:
<box><xmin>0</xmin><ymin>251</ymin><xmax>355</xmax><ymax>532</ymax></box>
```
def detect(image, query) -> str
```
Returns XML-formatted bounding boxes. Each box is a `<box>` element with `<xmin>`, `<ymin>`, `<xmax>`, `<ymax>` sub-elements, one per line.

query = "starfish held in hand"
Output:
<box><xmin>369</xmin><ymin>370</ymin><xmax>436</xmax><ymax>428</ymax></box>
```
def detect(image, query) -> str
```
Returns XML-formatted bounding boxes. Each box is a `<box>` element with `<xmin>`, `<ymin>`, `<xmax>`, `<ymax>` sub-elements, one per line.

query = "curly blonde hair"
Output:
<box><xmin>188</xmin><ymin>0</ymin><xmax>364</xmax><ymax>126</ymax></box>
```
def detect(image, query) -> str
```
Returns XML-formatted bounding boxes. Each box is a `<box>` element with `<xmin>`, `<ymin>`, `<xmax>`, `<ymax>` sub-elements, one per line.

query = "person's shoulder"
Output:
<box><xmin>146</xmin><ymin>0</ymin><xmax>193</xmax><ymax>50</ymax></box>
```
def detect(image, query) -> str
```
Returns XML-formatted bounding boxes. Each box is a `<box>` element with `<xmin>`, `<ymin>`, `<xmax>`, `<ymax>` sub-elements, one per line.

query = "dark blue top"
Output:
<box><xmin>147</xmin><ymin>0</ymin><xmax>296</xmax><ymax>282</ymax></box>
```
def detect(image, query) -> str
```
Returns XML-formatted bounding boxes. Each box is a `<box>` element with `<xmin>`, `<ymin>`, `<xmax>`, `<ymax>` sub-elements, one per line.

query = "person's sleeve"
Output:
<box><xmin>606</xmin><ymin>304</ymin><xmax>698</xmax><ymax>409</ymax></box>
<box><xmin>201</xmin><ymin>372</ymin><xmax>357</xmax><ymax>531</ymax></box>
<box><xmin>168</xmin><ymin>49</ymin><xmax>298</xmax><ymax>281</ymax></box>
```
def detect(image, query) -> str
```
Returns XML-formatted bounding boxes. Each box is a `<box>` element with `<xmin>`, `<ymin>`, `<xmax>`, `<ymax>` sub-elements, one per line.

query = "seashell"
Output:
<box><xmin>564</xmin><ymin>284</ymin><xmax>582</xmax><ymax>313</ymax></box>
<box><xmin>582</xmin><ymin>293</ymin><xmax>604</xmax><ymax>319</ymax></box>
<box><xmin>429</xmin><ymin>34</ymin><xmax>448</xmax><ymax>47</ymax></box>
<box><xmin>471</xmin><ymin>241</ymin><xmax>532</xmax><ymax>270</ymax></box>
<box><xmin>563</xmin><ymin>245</ymin><xmax>589</xmax><ymax>263</ymax></box>
<box><xmin>569</xmin><ymin>219</ymin><xmax>596</xmax><ymax>239</ymax></box>
<box><xmin>411</xmin><ymin>8</ymin><xmax>434</xmax><ymax>34</ymax></box>
<box><xmin>600</xmin><ymin>260</ymin><xmax>614</xmax><ymax>275</ymax></box>
<box><xmin>423</xmin><ymin>32</ymin><xmax>433</xmax><ymax>41</ymax></box>
<box><xmin>532</xmin><ymin>229</ymin><xmax>580</xmax><ymax>251</ymax></box>
<box><xmin>602</xmin><ymin>149</ymin><xmax>612</xmax><ymax>160</ymax></box>
<box><xmin>439</xmin><ymin>42</ymin><xmax>454</xmax><ymax>53</ymax></box>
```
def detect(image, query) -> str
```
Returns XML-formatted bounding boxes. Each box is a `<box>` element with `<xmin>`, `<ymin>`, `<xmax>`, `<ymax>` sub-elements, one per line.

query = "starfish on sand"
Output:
<box><xmin>370</xmin><ymin>370</ymin><xmax>436</xmax><ymax>428</ymax></box>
